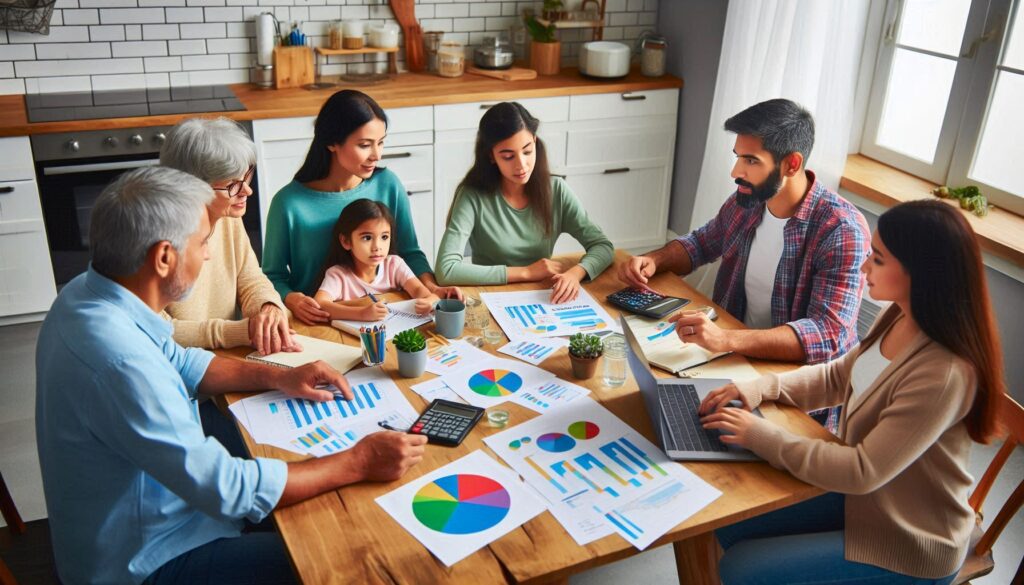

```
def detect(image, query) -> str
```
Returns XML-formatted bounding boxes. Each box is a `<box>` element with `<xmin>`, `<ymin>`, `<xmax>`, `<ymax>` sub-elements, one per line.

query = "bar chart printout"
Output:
<box><xmin>485</xmin><ymin>398</ymin><xmax>721</xmax><ymax>549</ymax></box>
<box><xmin>481</xmin><ymin>289</ymin><xmax>619</xmax><ymax>339</ymax></box>
<box><xmin>511</xmin><ymin>378</ymin><xmax>591</xmax><ymax>413</ymax></box>
<box><xmin>498</xmin><ymin>337</ymin><xmax>569</xmax><ymax>366</ymax></box>
<box><xmin>230</xmin><ymin>367</ymin><xmax>419</xmax><ymax>457</ymax></box>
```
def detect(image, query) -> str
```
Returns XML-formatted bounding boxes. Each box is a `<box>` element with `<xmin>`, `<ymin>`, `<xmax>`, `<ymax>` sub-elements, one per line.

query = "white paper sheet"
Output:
<box><xmin>439</xmin><ymin>356</ymin><xmax>555</xmax><ymax>409</ymax></box>
<box><xmin>409</xmin><ymin>377</ymin><xmax>467</xmax><ymax>405</ymax></box>
<box><xmin>497</xmin><ymin>337</ymin><xmax>569</xmax><ymax>365</ymax></box>
<box><xmin>375</xmin><ymin>450</ymin><xmax>547</xmax><ymax>566</ymax></box>
<box><xmin>331</xmin><ymin>299</ymin><xmax>432</xmax><ymax>342</ymax></box>
<box><xmin>425</xmin><ymin>339</ymin><xmax>492</xmax><ymax>375</ymax></box>
<box><xmin>510</xmin><ymin>377</ymin><xmax>590</xmax><ymax>413</ymax></box>
<box><xmin>484</xmin><ymin>398</ymin><xmax>721</xmax><ymax>550</ymax></box>
<box><xmin>481</xmin><ymin>289</ymin><xmax>620</xmax><ymax>340</ymax></box>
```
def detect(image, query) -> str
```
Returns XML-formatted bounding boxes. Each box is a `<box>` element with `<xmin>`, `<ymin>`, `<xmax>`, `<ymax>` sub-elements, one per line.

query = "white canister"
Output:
<box><xmin>343</xmin><ymin>20</ymin><xmax>365</xmax><ymax>49</ymax></box>
<box><xmin>369</xmin><ymin>23</ymin><xmax>399</xmax><ymax>48</ymax></box>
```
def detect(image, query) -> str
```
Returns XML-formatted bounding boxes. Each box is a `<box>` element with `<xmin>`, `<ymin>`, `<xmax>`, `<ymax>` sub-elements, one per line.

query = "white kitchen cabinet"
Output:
<box><xmin>0</xmin><ymin>136</ymin><xmax>57</xmax><ymax>320</ymax></box>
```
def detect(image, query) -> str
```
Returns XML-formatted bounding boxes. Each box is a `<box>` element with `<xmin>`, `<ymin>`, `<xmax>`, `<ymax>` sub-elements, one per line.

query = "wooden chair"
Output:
<box><xmin>0</xmin><ymin>470</ymin><xmax>58</xmax><ymax>585</ymax></box>
<box><xmin>954</xmin><ymin>393</ymin><xmax>1024</xmax><ymax>585</ymax></box>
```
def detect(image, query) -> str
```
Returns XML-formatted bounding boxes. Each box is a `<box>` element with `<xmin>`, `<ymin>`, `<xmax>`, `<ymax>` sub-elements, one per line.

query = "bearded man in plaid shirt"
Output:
<box><xmin>620</xmin><ymin>99</ymin><xmax>870</xmax><ymax>426</ymax></box>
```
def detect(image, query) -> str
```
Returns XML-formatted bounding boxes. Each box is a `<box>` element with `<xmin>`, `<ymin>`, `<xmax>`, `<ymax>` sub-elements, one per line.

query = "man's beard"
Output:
<box><xmin>735</xmin><ymin>166</ymin><xmax>783</xmax><ymax>209</ymax></box>
<box><xmin>161</xmin><ymin>267</ymin><xmax>194</xmax><ymax>302</ymax></box>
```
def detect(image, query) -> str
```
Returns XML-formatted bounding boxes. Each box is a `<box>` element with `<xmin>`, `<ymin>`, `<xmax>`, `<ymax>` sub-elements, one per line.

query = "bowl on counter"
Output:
<box><xmin>473</xmin><ymin>36</ymin><xmax>514</xmax><ymax>70</ymax></box>
<box><xmin>579</xmin><ymin>41</ymin><xmax>631</xmax><ymax>79</ymax></box>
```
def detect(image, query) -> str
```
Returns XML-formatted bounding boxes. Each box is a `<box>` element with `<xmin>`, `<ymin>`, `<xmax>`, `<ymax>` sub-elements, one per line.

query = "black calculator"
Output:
<box><xmin>409</xmin><ymin>399</ymin><xmax>485</xmax><ymax>446</ymax></box>
<box><xmin>606</xmin><ymin>287</ymin><xmax>690</xmax><ymax>319</ymax></box>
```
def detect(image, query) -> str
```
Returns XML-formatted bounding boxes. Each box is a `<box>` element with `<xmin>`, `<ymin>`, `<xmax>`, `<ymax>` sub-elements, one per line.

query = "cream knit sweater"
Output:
<box><xmin>735</xmin><ymin>305</ymin><xmax>977</xmax><ymax>579</ymax></box>
<box><xmin>164</xmin><ymin>217</ymin><xmax>284</xmax><ymax>349</ymax></box>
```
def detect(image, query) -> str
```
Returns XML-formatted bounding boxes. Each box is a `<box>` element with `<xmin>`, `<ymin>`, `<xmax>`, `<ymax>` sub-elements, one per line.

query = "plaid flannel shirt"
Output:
<box><xmin>677</xmin><ymin>171</ymin><xmax>870</xmax><ymax>364</ymax></box>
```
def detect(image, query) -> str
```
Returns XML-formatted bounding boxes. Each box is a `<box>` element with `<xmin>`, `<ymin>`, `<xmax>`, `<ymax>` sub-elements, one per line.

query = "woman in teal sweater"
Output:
<box><xmin>262</xmin><ymin>90</ymin><xmax>459</xmax><ymax>324</ymax></box>
<box><xmin>435</xmin><ymin>102</ymin><xmax>613</xmax><ymax>303</ymax></box>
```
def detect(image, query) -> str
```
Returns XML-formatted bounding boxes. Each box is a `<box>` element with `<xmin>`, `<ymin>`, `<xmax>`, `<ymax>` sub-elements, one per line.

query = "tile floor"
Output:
<box><xmin>3</xmin><ymin>321</ymin><xmax>1021</xmax><ymax>584</ymax></box>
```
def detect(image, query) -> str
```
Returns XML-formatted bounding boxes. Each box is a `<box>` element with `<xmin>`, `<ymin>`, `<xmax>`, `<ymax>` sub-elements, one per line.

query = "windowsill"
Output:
<box><xmin>840</xmin><ymin>154</ymin><xmax>1024</xmax><ymax>270</ymax></box>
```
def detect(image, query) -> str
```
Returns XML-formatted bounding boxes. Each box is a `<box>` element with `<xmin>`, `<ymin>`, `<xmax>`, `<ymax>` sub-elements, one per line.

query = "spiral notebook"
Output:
<box><xmin>330</xmin><ymin>299</ymin><xmax>432</xmax><ymax>342</ymax></box>
<box><xmin>621</xmin><ymin>314</ymin><xmax>731</xmax><ymax>375</ymax></box>
<box><xmin>245</xmin><ymin>334</ymin><xmax>362</xmax><ymax>374</ymax></box>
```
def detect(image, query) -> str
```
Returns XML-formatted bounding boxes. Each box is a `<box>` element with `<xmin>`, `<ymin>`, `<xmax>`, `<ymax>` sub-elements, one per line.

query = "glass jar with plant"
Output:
<box><xmin>393</xmin><ymin>328</ymin><xmax>428</xmax><ymax>378</ymax></box>
<box><xmin>525</xmin><ymin>14</ymin><xmax>561</xmax><ymax>75</ymax></box>
<box><xmin>568</xmin><ymin>332</ymin><xmax>603</xmax><ymax>380</ymax></box>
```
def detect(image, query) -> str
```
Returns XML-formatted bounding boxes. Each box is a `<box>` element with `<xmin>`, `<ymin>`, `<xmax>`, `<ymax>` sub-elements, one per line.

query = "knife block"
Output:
<box><xmin>273</xmin><ymin>46</ymin><xmax>315</xmax><ymax>88</ymax></box>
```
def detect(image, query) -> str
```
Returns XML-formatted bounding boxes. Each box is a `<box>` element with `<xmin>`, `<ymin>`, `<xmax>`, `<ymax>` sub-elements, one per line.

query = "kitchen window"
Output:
<box><xmin>861</xmin><ymin>0</ymin><xmax>1024</xmax><ymax>215</ymax></box>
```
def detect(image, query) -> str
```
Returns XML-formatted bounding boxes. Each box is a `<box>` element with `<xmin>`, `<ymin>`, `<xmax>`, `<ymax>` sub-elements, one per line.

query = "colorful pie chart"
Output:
<box><xmin>468</xmin><ymin>369</ymin><xmax>523</xmax><ymax>397</ymax></box>
<box><xmin>412</xmin><ymin>474</ymin><xmax>511</xmax><ymax>534</ymax></box>
<box><xmin>567</xmin><ymin>421</ymin><xmax>600</xmax><ymax>440</ymax></box>
<box><xmin>536</xmin><ymin>432</ymin><xmax>576</xmax><ymax>453</ymax></box>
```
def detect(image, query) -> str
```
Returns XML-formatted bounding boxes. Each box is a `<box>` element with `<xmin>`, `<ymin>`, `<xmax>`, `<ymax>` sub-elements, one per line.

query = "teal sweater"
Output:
<box><xmin>262</xmin><ymin>170</ymin><xmax>431</xmax><ymax>297</ymax></box>
<box><xmin>435</xmin><ymin>177</ymin><xmax>614</xmax><ymax>285</ymax></box>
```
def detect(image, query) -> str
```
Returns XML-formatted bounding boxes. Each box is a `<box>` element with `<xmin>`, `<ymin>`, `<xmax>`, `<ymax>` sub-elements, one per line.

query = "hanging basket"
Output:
<box><xmin>0</xmin><ymin>0</ymin><xmax>57</xmax><ymax>35</ymax></box>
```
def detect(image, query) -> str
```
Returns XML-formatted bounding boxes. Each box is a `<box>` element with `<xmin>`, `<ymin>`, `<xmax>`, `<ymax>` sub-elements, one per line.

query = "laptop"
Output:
<box><xmin>621</xmin><ymin>316</ymin><xmax>761</xmax><ymax>461</ymax></box>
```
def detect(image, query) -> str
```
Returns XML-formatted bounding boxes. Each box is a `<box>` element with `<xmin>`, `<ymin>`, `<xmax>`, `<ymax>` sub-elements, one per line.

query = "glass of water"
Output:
<box><xmin>602</xmin><ymin>334</ymin><xmax>627</xmax><ymax>387</ymax></box>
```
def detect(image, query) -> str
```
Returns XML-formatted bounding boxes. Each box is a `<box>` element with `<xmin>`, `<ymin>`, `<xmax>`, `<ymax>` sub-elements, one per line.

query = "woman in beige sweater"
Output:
<box><xmin>161</xmin><ymin>118</ymin><xmax>296</xmax><ymax>355</ymax></box>
<box><xmin>699</xmin><ymin>200</ymin><xmax>1005</xmax><ymax>584</ymax></box>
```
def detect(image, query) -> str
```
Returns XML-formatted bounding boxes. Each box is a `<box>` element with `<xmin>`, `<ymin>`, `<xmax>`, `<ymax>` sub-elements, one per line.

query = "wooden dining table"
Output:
<box><xmin>221</xmin><ymin>252</ymin><xmax>837</xmax><ymax>584</ymax></box>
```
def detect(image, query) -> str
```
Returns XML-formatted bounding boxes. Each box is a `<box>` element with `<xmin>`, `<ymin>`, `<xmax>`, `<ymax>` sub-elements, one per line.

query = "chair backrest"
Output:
<box><xmin>967</xmin><ymin>394</ymin><xmax>1024</xmax><ymax>571</ymax></box>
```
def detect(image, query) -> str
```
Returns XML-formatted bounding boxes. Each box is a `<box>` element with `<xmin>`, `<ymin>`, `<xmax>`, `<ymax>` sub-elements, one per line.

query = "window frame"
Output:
<box><xmin>861</xmin><ymin>0</ymin><xmax>1022</xmax><ymax>216</ymax></box>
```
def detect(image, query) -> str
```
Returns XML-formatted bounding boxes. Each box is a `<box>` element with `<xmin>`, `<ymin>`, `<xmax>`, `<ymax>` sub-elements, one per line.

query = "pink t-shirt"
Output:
<box><xmin>317</xmin><ymin>255</ymin><xmax>416</xmax><ymax>301</ymax></box>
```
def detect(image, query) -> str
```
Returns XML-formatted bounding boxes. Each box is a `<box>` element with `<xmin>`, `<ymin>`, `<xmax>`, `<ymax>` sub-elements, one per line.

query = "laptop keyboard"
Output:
<box><xmin>660</xmin><ymin>383</ymin><xmax>728</xmax><ymax>452</ymax></box>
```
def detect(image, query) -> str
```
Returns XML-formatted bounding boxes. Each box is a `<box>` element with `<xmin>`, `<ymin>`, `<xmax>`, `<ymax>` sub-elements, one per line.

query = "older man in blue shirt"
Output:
<box><xmin>35</xmin><ymin>166</ymin><xmax>427</xmax><ymax>585</ymax></box>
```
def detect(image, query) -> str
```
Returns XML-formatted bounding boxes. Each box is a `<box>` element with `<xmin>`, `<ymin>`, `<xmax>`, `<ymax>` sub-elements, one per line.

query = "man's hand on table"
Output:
<box><xmin>351</xmin><ymin>431</ymin><xmax>428</xmax><ymax>482</ymax></box>
<box><xmin>617</xmin><ymin>254</ymin><xmax>659</xmax><ymax>292</ymax></box>
<box><xmin>670</xmin><ymin>310</ymin><xmax>731</xmax><ymax>353</ymax></box>
<box><xmin>272</xmin><ymin>360</ymin><xmax>352</xmax><ymax>401</ymax></box>
<box><xmin>249</xmin><ymin>303</ymin><xmax>300</xmax><ymax>356</ymax></box>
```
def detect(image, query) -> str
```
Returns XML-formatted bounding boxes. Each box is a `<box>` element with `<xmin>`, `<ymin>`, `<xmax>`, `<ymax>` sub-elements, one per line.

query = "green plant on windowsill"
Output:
<box><xmin>393</xmin><ymin>328</ymin><xmax>426</xmax><ymax>353</ymax></box>
<box><xmin>932</xmin><ymin>184</ymin><xmax>992</xmax><ymax>218</ymax></box>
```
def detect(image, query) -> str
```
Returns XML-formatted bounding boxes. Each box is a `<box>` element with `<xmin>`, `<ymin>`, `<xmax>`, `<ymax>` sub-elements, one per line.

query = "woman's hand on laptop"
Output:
<box><xmin>700</xmin><ymin>407</ymin><xmax>759</xmax><ymax>448</ymax></box>
<box><xmin>698</xmin><ymin>383</ymin><xmax>749</xmax><ymax>415</ymax></box>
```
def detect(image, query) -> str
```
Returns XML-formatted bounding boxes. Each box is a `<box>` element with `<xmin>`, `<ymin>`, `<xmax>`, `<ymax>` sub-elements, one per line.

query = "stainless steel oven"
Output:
<box><xmin>28</xmin><ymin>86</ymin><xmax>256</xmax><ymax>287</ymax></box>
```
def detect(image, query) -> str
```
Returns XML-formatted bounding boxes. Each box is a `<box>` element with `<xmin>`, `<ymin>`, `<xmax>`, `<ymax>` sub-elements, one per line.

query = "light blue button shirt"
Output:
<box><xmin>35</xmin><ymin>268</ymin><xmax>288</xmax><ymax>585</ymax></box>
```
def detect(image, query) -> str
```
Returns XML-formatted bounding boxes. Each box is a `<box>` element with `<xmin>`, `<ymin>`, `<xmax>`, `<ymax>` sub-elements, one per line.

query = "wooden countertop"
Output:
<box><xmin>0</xmin><ymin>67</ymin><xmax>682</xmax><ymax>137</ymax></box>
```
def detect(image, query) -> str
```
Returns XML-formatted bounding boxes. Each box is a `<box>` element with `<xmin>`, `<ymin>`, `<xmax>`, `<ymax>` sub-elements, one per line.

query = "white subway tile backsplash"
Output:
<box><xmin>435</xmin><ymin>3</ymin><xmax>468</xmax><ymax>18</ymax></box>
<box><xmin>187</xmin><ymin>68</ymin><xmax>247</xmax><ymax>85</ymax></box>
<box><xmin>91</xmin><ymin>72</ymin><xmax>148</xmax><ymax>90</ymax></box>
<box><xmin>165</xmin><ymin>7</ymin><xmax>204</xmax><ymax>21</ymax></box>
<box><xmin>0</xmin><ymin>63</ymin><xmax>14</xmax><ymax>78</ymax></box>
<box><xmin>9</xmin><ymin>26</ymin><xmax>91</xmax><ymax>43</ymax></box>
<box><xmin>420</xmin><ymin>18</ymin><xmax>452</xmax><ymax>32</ymax></box>
<box><xmin>484</xmin><ymin>16</ymin><xmax>515</xmax><ymax>30</ymax></box>
<box><xmin>226</xmin><ymin>22</ymin><xmax>252</xmax><ymax>37</ymax></box>
<box><xmin>188</xmin><ymin>0</ymin><xmax>226</xmax><ymax>5</ymax></box>
<box><xmin>143</xmin><ymin>24</ymin><xmax>180</xmax><ymax>39</ymax></box>
<box><xmin>15</xmin><ymin>57</ymin><xmax>142</xmax><ymax>77</ymax></box>
<box><xmin>62</xmin><ymin>9</ymin><xmax>100</xmax><ymax>24</ymax></box>
<box><xmin>0</xmin><ymin>79</ymin><xmax>26</xmax><ymax>94</ymax></box>
<box><xmin>181</xmin><ymin>53</ymin><xmax>229</xmax><ymax>70</ymax></box>
<box><xmin>610</xmin><ymin>12</ymin><xmax>637</xmax><ymax>26</ymax></box>
<box><xmin>0</xmin><ymin>45</ymin><xmax>37</xmax><ymax>61</ymax></box>
<box><xmin>469</xmin><ymin>3</ymin><xmax>500</xmax><ymax>17</ymax></box>
<box><xmin>89</xmin><ymin>25</ymin><xmax>126</xmax><ymax>41</ymax></box>
<box><xmin>125</xmin><ymin>24</ymin><xmax>142</xmax><ymax>39</ymax></box>
<box><xmin>637</xmin><ymin>11</ymin><xmax>655</xmax><ymax>25</ymax></box>
<box><xmin>228</xmin><ymin>52</ymin><xmax>254</xmax><ymax>68</ymax></box>
<box><xmin>206</xmin><ymin>38</ymin><xmax>250</xmax><ymax>53</ymax></box>
<box><xmin>169</xmin><ymin>71</ymin><xmax>189</xmax><ymax>85</ymax></box>
<box><xmin>339</xmin><ymin>5</ymin><xmax>367</xmax><ymax>19</ymax></box>
<box><xmin>627</xmin><ymin>0</ymin><xmax>644</xmax><ymax>11</ymax></box>
<box><xmin>414</xmin><ymin>4</ymin><xmax>433</xmax><ymax>19</ymax></box>
<box><xmin>36</xmin><ymin>42</ymin><xmax>112</xmax><ymax>59</ymax></box>
<box><xmin>55</xmin><ymin>0</ymin><xmax>79</xmax><ymax>8</ymax></box>
<box><xmin>112</xmin><ymin>40</ymin><xmax>167</xmax><ymax>56</ymax></box>
<box><xmin>168</xmin><ymin>39</ymin><xmax>206</xmax><ymax>54</ymax></box>
<box><xmin>308</xmin><ymin>6</ymin><xmax>338</xmax><ymax>20</ymax></box>
<box><xmin>144</xmin><ymin>55</ymin><xmax>182</xmax><ymax>71</ymax></box>
<box><xmin>606</xmin><ymin>0</ymin><xmax>627</xmax><ymax>11</ymax></box>
<box><xmin>37</xmin><ymin>75</ymin><xmax>93</xmax><ymax>92</ymax></box>
<box><xmin>452</xmin><ymin>16</ymin><xmax>483</xmax><ymax>32</ymax></box>
<box><xmin>180</xmin><ymin>22</ymin><xmax>225</xmax><ymax>38</ymax></box>
<box><xmin>203</xmin><ymin>6</ymin><xmax>243</xmax><ymax>20</ymax></box>
<box><xmin>100</xmin><ymin>8</ymin><xmax>165</xmax><ymax>24</ymax></box>
<box><xmin>289</xmin><ymin>6</ymin><xmax>308</xmax><ymax>21</ymax></box>
<box><xmin>139</xmin><ymin>0</ymin><xmax>186</xmax><ymax>5</ymax></box>
<box><xmin>145</xmin><ymin>72</ymin><xmax>170</xmax><ymax>86</ymax></box>
<box><xmin>78</xmin><ymin>0</ymin><xmax>137</xmax><ymax>8</ymax></box>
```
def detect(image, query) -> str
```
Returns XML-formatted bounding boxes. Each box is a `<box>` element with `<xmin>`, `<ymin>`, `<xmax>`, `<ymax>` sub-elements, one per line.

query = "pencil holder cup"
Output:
<box><xmin>434</xmin><ymin>299</ymin><xmax>465</xmax><ymax>339</ymax></box>
<box><xmin>361</xmin><ymin>343</ymin><xmax>386</xmax><ymax>367</ymax></box>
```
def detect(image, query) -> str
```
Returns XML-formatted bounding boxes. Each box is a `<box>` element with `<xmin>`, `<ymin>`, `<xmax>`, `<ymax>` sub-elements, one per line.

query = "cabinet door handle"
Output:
<box><xmin>621</xmin><ymin>93</ymin><xmax>647</xmax><ymax>101</ymax></box>
<box><xmin>603</xmin><ymin>167</ymin><xmax>630</xmax><ymax>174</ymax></box>
<box><xmin>0</xmin><ymin>186</ymin><xmax>13</xmax><ymax>194</ymax></box>
<box><xmin>479</xmin><ymin>103</ymin><xmax>498</xmax><ymax>110</ymax></box>
<box><xmin>406</xmin><ymin>189</ymin><xmax>430</xmax><ymax>196</ymax></box>
<box><xmin>382</xmin><ymin>152</ymin><xmax>412</xmax><ymax>160</ymax></box>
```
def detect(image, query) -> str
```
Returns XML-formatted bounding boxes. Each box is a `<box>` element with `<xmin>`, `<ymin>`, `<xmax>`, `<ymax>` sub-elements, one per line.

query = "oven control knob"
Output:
<box><xmin>153</xmin><ymin>132</ymin><xmax>166</xmax><ymax>146</ymax></box>
<box><xmin>129</xmin><ymin>134</ymin><xmax>143</xmax><ymax>146</ymax></box>
<box><xmin>65</xmin><ymin>139</ymin><xmax>80</xmax><ymax>153</ymax></box>
<box><xmin>104</xmin><ymin>136</ymin><xmax>119</xmax><ymax>148</ymax></box>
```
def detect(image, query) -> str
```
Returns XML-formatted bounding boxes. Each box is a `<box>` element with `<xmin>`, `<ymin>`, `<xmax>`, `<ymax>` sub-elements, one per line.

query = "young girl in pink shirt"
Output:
<box><xmin>314</xmin><ymin>199</ymin><xmax>458</xmax><ymax>321</ymax></box>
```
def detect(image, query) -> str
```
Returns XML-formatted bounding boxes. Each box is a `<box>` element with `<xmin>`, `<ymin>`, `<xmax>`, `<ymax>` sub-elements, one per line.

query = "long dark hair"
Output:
<box><xmin>450</xmin><ymin>102</ymin><xmax>553</xmax><ymax>235</ymax></box>
<box><xmin>877</xmin><ymin>200</ymin><xmax>1005</xmax><ymax>443</ymax></box>
<box><xmin>319</xmin><ymin>199</ymin><xmax>395</xmax><ymax>284</ymax></box>
<box><xmin>294</xmin><ymin>90</ymin><xmax>388</xmax><ymax>183</ymax></box>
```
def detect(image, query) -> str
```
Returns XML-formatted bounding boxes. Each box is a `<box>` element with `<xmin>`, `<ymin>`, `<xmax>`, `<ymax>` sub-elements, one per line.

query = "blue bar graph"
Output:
<box><xmin>505</xmin><ymin>304</ymin><xmax>547</xmax><ymax>328</ymax></box>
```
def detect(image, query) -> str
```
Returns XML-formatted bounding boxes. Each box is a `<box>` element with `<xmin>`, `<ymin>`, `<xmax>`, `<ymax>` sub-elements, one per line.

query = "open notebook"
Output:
<box><xmin>622</xmin><ymin>314</ymin><xmax>731</xmax><ymax>375</ymax></box>
<box><xmin>330</xmin><ymin>299</ymin><xmax>432</xmax><ymax>342</ymax></box>
<box><xmin>246</xmin><ymin>334</ymin><xmax>362</xmax><ymax>374</ymax></box>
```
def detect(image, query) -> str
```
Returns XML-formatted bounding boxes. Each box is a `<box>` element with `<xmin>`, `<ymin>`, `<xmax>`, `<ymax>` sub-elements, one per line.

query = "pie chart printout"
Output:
<box><xmin>568</xmin><ymin>421</ymin><xmax>600</xmax><ymax>440</ymax></box>
<box><xmin>537</xmin><ymin>432</ymin><xmax>577</xmax><ymax>453</ymax></box>
<box><xmin>467</xmin><ymin>369</ymin><xmax>523</xmax><ymax>397</ymax></box>
<box><xmin>412</xmin><ymin>474</ymin><xmax>511</xmax><ymax>534</ymax></box>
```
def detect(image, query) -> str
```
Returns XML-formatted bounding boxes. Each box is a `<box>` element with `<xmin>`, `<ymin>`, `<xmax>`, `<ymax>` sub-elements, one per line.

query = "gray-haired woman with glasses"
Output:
<box><xmin>160</xmin><ymin>117</ymin><xmax>298</xmax><ymax>356</ymax></box>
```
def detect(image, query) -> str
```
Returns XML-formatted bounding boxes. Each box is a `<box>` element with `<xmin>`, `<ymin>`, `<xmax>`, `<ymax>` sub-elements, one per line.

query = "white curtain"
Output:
<box><xmin>685</xmin><ymin>0</ymin><xmax>871</xmax><ymax>295</ymax></box>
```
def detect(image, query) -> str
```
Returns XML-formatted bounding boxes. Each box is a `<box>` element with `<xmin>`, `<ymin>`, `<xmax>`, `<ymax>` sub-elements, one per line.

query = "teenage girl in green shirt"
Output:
<box><xmin>435</xmin><ymin>102</ymin><xmax>614</xmax><ymax>303</ymax></box>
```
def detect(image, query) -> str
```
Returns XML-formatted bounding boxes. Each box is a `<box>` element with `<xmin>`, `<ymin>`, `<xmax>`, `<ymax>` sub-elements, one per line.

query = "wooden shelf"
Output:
<box><xmin>536</xmin><ymin>18</ymin><xmax>603</xmax><ymax>29</ymax></box>
<box><xmin>314</xmin><ymin>46</ymin><xmax>399</xmax><ymax>56</ymax></box>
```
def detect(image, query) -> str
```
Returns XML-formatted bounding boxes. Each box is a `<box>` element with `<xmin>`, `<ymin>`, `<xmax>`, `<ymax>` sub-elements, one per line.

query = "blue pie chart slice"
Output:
<box><xmin>536</xmin><ymin>432</ymin><xmax>576</xmax><ymax>453</ymax></box>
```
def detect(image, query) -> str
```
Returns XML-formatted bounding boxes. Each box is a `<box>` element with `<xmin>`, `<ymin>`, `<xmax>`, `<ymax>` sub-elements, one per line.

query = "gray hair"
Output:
<box><xmin>159</xmin><ymin>117</ymin><xmax>256</xmax><ymax>184</ymax></box>
<box><xmin>90</xmin><ymin>166</ymin><xmax>214</xmax><ymax>277</ymax></box>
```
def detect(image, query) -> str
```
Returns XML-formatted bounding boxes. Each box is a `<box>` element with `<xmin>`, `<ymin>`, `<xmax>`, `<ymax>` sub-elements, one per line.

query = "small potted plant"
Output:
<box><xmin>568</xmin><ymin>333</ymin><xmax>603</xmax><ymax>380</ymax></box>
<box><xmin>393</xmin><ymin>328</ymin><xmax>427</xmax><ymax>378</ymax></box>
<box><xmin>541</xmin><ymin>0</ymin><xmax>564</xmax><ymax>21</ymax></box>
<box><xmin>525</xmin><ymin>14</ymin><xmax>561</xmax><ymax>75</ymax></box>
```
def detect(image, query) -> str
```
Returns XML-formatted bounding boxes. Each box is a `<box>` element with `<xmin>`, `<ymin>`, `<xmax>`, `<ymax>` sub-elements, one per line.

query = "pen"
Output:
<box><xmin>377</xmin><ymin>420</ymin><xmax>410</xmax><ymax>432</ymax></box>
<box><xmin>368</xmin><ymin>291</ymin><xmax>390</xmax><ymax>314</ymax></box>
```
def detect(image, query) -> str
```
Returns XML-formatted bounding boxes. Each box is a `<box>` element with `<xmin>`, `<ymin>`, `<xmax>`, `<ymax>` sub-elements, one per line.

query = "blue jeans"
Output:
<box><xmin>716</xmin><ymin>493</ymin><xmax>958</xmax><ymax>585</ymax></box>
<box><xmin>144</xmin><ymin>532</ymin><xmax>297</xmax><ymax>585</ymax></box>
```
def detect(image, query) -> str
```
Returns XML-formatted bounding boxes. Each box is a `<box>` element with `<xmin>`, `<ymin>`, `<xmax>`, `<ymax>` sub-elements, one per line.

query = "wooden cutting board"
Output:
<box><xmin>466</xmin><ymin>66</ymin><xmax>538</xmax><ymax>81</ymax></box>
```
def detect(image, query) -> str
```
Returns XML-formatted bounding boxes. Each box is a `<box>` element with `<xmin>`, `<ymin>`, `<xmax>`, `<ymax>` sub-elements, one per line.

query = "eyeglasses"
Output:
<box><xmin>213</xmin><ymin>166</ymin><xmax>255</xmax><ymax>197</ymax></box>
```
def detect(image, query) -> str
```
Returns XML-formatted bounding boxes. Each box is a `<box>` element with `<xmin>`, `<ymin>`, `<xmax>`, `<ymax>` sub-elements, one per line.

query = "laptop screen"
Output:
<box><xmin>620</xmin><ymin>316</ymin><xmax>667</xmax><ymax>445</ymax></box>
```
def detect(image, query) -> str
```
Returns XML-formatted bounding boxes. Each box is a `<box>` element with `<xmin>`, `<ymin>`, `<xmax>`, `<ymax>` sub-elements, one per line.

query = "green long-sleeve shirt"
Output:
<box><xmin>262</xmin><ymin>170</ymin><xmax>432</xmax><ymax>297</ymax></box>
<box><xmin>435</xmin><ymin>177</ymin><xmax>614</xmax><ymax>286</ymax></box>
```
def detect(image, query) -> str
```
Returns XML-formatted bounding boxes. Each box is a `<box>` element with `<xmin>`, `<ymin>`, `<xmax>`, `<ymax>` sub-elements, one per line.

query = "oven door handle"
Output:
<box><xmin>42</xmin><ymin>158</ymin><xmax>160</xmax><ymax>176</ymax></box>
